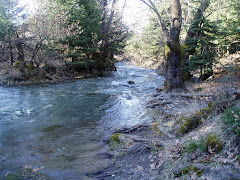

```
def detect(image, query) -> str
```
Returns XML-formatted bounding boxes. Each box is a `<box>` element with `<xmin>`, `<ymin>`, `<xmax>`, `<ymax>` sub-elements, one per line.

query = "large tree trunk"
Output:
<box><xmin>164</xmin><ymin>0</ymin><xmax>184</xmax><ymax>91</ymax></box>
<box><xmin>141</xmin><ymin>0</ymin><xmax>184</xmax><ymax>92</ymax></box>
<box><xmin>165</xmin><ymin>41</ymin><xmax>183</xmax><ymax>90</ymax></box>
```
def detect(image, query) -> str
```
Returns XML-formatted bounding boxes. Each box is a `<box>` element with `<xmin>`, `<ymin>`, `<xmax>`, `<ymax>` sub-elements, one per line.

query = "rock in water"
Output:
<box><xmin>128</xmin><ymin>80</ymin><xmax>135</xmax><ymax>84</ymax></box>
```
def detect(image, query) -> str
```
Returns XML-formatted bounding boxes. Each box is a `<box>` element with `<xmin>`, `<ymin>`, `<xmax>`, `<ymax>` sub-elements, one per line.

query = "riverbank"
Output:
<box><xmin>90</xmin><ymin>72</ymin><xmax>240</xmax><ymax>179</ymax></box>
<box><xmin>0</xmin><ymin>60</ymin><xmax>110</xmax><ymax>86</ymax></box>
<box><xmin>88</xmin><ymin>53</ymin><xmax>240</xmax><ymax>179</ymax></box>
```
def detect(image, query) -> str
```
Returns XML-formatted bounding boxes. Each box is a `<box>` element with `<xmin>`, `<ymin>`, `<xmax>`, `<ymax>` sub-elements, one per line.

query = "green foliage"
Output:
<box><xmin>222</xmin><ymin>103</ymin><xmax>240</xmax><ymax>136</ymax></box>
<box><xmin>65</xmin><ymin>60</ymin><xmax>96</xmax><ymax>71</ymax></box>
<box><xmin>56</xmin><ymin>0</ymin><xmax>127</xmax><ymax>71</ymax></box>
<box><xmin>217</xmin><ymin>0</ymin><xmax>240</xmax><ymax>55</ymax></box>
<box><xmin>109</xmin><ymin>133</ymin><xmax>124</xmax><ymax>150</ymax></box>
<box><xmin>61</xmin><ymin>0</ymin><xmax>101</xmax><ymax>59</ymax></box>
<box><xmin>184</xmin><ymin>18</ymin><xmax>217</xmax><ymax>80</ymax></box>
<box><xmin>0</xmin><ymin>0</ymin><xmax>15</xmax><ymax>42</ymax></box>
<box><xmin>184</xmin><ymin>138</ymin><xmax>207</xmax><ymax>153</ymax></box>
<box><xmin>185</xmin><ymin>139</ymin><xmax>198</xmax><ymax>153</ymax></box>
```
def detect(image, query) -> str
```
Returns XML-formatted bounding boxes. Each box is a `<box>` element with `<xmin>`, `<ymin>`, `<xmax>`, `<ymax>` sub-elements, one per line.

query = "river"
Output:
<box><xmin>0</xmin><ymin>62</ymin><xmax>164</xmax><ymax>179</ymax></box>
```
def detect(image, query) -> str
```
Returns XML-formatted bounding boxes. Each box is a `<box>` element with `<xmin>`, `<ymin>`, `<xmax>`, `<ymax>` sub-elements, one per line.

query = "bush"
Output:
<box><xmin>222</xmin><ymin>104</ymin><xmax>240</xmax><ymax>136</ymax></box>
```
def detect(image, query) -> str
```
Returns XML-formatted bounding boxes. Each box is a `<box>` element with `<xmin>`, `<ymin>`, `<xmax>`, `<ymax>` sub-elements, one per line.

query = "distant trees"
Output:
<box><xmin>58</xmin><ymin>0</ymin><xmax>128</xmax><ymax>72</ymax></box>
<box><xmin>0</xmin><ymin>0</ymin><xmax>128</xmax><ymax>76</ymax></box>
<box><xmin>217</xmin><ymin>0</ymin><xmax>240</xmax><ymax>55</ymax></box>
<box><xmin>0</xmin><ymin>0</ymin><xmax>23</xmax><ymax>65</ymax></box>
<box><xmin>124</xmin><ymin>16</ymin><xmax>164</xmax><ymax>68</ymax></box>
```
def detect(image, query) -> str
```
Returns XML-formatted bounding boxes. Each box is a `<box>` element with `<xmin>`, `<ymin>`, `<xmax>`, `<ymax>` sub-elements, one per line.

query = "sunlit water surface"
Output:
<box><xmin>0</xmin><ymin>62</ymin><xmax>164</xmax><ymax>179</ymax></box>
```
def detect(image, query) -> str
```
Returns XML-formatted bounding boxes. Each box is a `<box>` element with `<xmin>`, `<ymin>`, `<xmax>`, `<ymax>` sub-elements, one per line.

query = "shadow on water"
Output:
<box><xmin>0</xmin><ymin>62</ymin><xmax>164</xmax><ymax>179</ymax></box>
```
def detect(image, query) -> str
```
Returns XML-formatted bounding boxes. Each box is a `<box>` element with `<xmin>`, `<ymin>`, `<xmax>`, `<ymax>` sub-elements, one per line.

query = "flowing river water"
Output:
<box><xmin>0</xmin><ymin>62</ymin><xmax>164</xmax><ymax>179</ymax></box>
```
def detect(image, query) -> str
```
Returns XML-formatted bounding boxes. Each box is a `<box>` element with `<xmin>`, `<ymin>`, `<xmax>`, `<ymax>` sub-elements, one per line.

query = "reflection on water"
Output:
<box><xmin>0</xmin><ymin>62</ymin><xmax>164</xmax><ymax>179</ymax></box>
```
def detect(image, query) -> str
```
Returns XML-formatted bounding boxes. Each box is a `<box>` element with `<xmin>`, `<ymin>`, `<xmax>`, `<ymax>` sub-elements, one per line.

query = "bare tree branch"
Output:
<box><xmin>140</xmin><ymin>0</ymin><xmax>170</xmax><ymax>41</ymax></box>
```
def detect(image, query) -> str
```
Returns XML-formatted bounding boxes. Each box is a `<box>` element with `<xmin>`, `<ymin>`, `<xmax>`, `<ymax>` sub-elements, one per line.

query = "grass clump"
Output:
<box><xmin>109</xmin><ymin>140</ymin><xmax>124</xmax><ymax>150</ymax></box>
<box><xmin>222</xmin><ymin>104</ymin><xmax>240</xmax><ymax>136</ymax></box>
<box><xmin>184</xmin><ymin>138</ymin><xmax>207</xmax><ymax>153</ymax></box>
<box><xmin>109</xmin><ymin>133</ymin><xmax>124</xmax><ymax>150</ymax></box>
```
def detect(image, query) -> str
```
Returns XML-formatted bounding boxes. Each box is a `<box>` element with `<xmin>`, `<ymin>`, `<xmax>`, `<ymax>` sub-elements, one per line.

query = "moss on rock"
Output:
<box><xmin>176</xmin><ymin>116</ymin><xmax>201</xmax><ymax>136</ymax></box>
<box><xmin>110</xmin><ymin>133</ymin><xmax>123</xmax><ymax>142</ymax></box>
<box><xmin>205</xmin><ymin>134</ymin><xmax>223</xmax><ymax>153</ymax></box>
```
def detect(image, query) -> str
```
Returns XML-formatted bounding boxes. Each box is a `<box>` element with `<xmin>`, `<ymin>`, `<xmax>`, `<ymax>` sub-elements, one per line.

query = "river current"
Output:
<box><xmin>0</xmin><ymin>62</ymin><xmax>164</xmax><ymax>179</ymax></box>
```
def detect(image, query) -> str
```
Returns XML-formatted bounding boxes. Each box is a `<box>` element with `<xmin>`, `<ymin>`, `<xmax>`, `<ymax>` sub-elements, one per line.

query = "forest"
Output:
<box><xmin>0</xmin><ymin>0</ymin><xmax>129</xmax><ymax>85</ymax></box>
<box><xmin>0</xmin><ymin>0</ymin><xmax>239</xmax><ymax>88</ymax></box>
<box><xmin>0</xmin><ymin>0</ymin><xmax>240</xmax><ymax>179</ymax></box>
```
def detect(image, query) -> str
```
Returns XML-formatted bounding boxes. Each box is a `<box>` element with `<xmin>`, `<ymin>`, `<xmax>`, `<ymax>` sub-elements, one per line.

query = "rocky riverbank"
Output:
<box><xmin>88</xmin><ymin>69</ymin><xmax>240</xmax><ymax>179</ymax></box>
<box><xmin>0</xmin><ymin>60</ymin><xmax>109</xmax><ymax>86</ymax></box>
